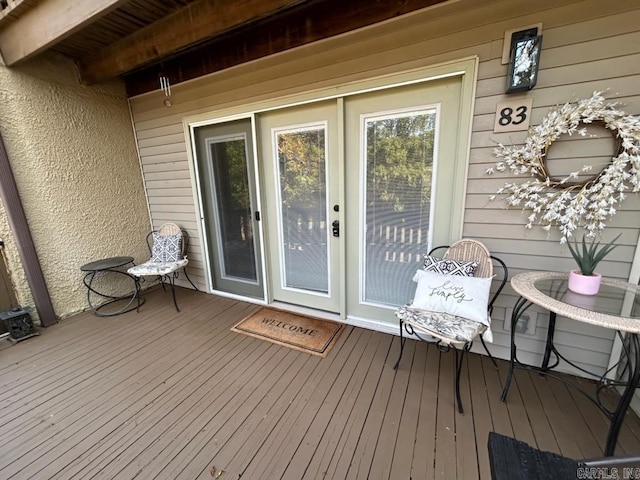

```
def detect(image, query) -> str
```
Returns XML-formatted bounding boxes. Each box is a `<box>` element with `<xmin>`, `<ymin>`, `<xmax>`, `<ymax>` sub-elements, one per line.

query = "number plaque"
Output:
<box><xmin>493</xmin><ymin>99</ymin><xmax>533</xmax><ymax>133</ymax></box>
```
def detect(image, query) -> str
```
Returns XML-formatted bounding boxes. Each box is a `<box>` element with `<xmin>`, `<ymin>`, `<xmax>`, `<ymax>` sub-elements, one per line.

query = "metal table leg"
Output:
<box><xmin>501</xmin><ymin>296</ymin><xmax>531</xmax><ymax>401</ymax></box>
<box><xmin>541</xmin><ymin>311</ymin><xmax>560</xmax><ymax>372</ymax></box>
<box><xmin>83</xmin><ymin>268</ymin><xmax>144</xmax><ymax>317</ymax></box>
<box><xmin>605</xmin><ymin>334</ymin><xmax>640</xmax><ymax>456</ymax></box>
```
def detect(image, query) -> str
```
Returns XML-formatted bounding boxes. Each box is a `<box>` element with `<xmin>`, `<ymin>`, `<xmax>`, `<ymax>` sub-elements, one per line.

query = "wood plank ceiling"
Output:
<box><xmin>0</xmin><ymin>0</ymin><xmax>448</xmax><ymax>97</ymax></box>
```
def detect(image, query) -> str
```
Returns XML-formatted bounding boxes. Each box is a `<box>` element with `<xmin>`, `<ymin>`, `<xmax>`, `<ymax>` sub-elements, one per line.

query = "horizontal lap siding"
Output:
<box><xmin>469</xmin><ymin>3</ymin><xmax>640</xmax><ymax>375</ymax></box>
<box><xmin>129</xmin><ymin>0</ymin><xmax>640</xmax><ymax>374</ymax></box>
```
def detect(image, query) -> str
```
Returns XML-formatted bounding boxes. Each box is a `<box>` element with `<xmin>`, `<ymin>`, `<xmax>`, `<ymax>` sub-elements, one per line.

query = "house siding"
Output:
<box><xmin>0</xmin><ymin>52</ymin><xmax>151</xmax><ymax>319</ymax></box>
<box><xmin>129</xmin><ymin>0</ymin><xmax>640</xmax><ymax>375</ymax></box>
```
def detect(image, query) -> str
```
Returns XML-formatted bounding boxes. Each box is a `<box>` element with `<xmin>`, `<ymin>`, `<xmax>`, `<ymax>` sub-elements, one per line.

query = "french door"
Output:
<box><xmin>344</xmin><ymin>77</ymin><xmax>462</xmax><ymax>322</ymax></box>
<box><xmin>258</xmin><ymin>102</ymin><xmax>341</xmax><ymax>313</ymax></box>
<box><xmin>193</xmin><ymin>74</ymin><xmax>465</xmax><ymax>322</ymax></box>
<box><xmin>193</xmin><ymin>119</ymin><xmax>265</xmax><ymax>299</ymax></box>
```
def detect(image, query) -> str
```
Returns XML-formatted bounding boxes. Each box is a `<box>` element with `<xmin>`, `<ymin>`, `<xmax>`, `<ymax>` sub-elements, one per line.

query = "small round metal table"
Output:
<box><xmin>80</xmin><ymin>256</ymin><xmax>144</xmax><ymax>317</ymax></box>
<box><xmin>501</xmin><ymin>271</ymin><xmax>640</xmax><ymax>456</ymax></box>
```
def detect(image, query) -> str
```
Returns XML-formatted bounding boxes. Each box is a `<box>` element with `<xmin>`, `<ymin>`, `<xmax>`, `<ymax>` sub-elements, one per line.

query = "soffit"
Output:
<box><xmin>0</xmin><ymin>0</ymin><xmax>451</xmax><ymax>95</ymax></box>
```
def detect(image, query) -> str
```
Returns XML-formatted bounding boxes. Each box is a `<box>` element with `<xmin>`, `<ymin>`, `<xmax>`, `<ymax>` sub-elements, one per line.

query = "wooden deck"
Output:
<box><xmin>1</xmin><ymin>287</ymin><xmax>639</xmax><ymax>479</ymax></box>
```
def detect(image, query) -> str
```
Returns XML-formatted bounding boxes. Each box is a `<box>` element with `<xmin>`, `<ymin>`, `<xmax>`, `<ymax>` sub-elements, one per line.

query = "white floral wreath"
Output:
<box><xmin>486</xmin><ymin>91</ymin><xmax>640</xmax><ymax>243</ymax></box>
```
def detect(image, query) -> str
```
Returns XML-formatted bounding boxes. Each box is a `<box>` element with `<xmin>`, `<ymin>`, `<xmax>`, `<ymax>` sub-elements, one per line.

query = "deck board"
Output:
<box><xmin>434</xmin><ymin>349</ymin><xmax>457</xmax><ymax>479</ymax></box>
<box><xmin>456</xmin><ymin>355</ymin><xmax>480</xmax><ymax>480</ymax></box>
<box><xmin>550</xmin><ymin>373</ymin><xmax>604</xmax><ymax>459</ymax></box>
<box><xmin>500</xmin><ymin>367</ymin><xmax>536</xmax><ymax>446</ymax></box>
<box><xmin>389</xmin><ymin>340</ymin><xmax>427</xmax><ymax>480</ymax></box>
<box><xmin>241</xmin><ymin>327</ymin><xmax>364</xmax><ymax>479</ymax></box>
<box><xmin>282</xmin><ymin>329</ymin><xmax>369</xmax><ymax>480</ymax></box>
<box><xmin>347</xmin><ymin>333</ymin><xmax>403</xmax><ymax>480</ymax></box>
<box><xmin>1</xmin><ymin>287</ymin><xmax>639</xmax><ymax>479</ymax></box>
<box><xmin>324</xmin><ymin>331</ymin><xmax>392</xmax><ymax>480</ymax></box>
<box><xmin>528</xmin><ymin>371</ymin><xmax>584</xmax><ymax>460</ymax></box>
<box><xmin>367</xmin><ymin>337</ymin><xmax>413</xmax><ymax>480</ymax></box>
<box><xmin>467</xmin><ymin>352</ymin><xmax>493</xmax><ymax>480</ymax></box>
<box><xmin>415</xmin><ymin>343</ymin><xmax>442</xmax><ymax>480</ymax></box>
<box><xmin>482</xmin><ymin>355</ymin><xmax>514</xmax><ymax>441</ymax></box>
<box><xmin>514</xmin><ymin>370</ymin><xmax>559</xmax><ymax>454</ymax></box>
<box><xmin>301</xmin><ymin>329</ymin><xmax>377</xmax><ymax>480</ymax></box>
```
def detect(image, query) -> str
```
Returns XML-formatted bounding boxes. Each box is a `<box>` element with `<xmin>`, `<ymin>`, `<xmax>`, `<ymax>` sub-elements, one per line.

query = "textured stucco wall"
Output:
<box><xmin>0</xmin><ymin>52</ymin><xmax>151</xmax><ymax>318</ymax></box>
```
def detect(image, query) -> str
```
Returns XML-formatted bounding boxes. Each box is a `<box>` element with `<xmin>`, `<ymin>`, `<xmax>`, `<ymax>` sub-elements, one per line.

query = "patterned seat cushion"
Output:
<box><xmin>396</xmin><ymin>305</ymin><xmax>486</xmax><ymax>345</ymax></box>
<box><xmin>128</xmin><ymin>258</ymin><xmax>188</xmax><ymax>276</ymax></box>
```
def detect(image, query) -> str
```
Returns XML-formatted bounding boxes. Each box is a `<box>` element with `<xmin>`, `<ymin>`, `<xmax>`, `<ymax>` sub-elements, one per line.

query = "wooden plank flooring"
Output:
<box><xmin>1</xmin><ymin>287</ymin><xmax>639</xmax><ymax>479</ymax></box>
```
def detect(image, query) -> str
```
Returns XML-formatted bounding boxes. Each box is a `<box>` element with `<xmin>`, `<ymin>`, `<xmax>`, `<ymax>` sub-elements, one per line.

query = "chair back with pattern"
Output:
<box><xmin>443</xmin><ymin>239</ymin><xmax>493</xmax><ymax>279</ymax></box>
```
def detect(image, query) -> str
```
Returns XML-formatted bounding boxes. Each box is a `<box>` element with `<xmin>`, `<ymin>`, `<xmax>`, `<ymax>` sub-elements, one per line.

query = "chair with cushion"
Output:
<box><xmin>394</xmin><ymin>238</ymin><xmax>508</xmax><ymax>413</ymax></box>
<box><xmin>127</xmin><ymin>222</ymin><xmax>197</xmax><ymax>311</ymax></box>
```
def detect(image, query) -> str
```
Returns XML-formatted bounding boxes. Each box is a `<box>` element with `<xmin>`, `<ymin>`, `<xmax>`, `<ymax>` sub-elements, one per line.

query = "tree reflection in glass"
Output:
<box><xmin>363</xmin><ymin>110</ymin><xmax>436</xmax><ymax>307</ymax></box>
<box><xmin>507</xmin><ymin>35</ymin><xmax>542</xmax><ymax>93</ymax></box>
<box><xmin>210</xmin><ymin>138</ymin><xmax>257</xmax><ymax>281</ymax></box>
<box><xmin>276</xmin><ymin>126</ymin><xmax>328</xmax><ymax>293</ymax></box>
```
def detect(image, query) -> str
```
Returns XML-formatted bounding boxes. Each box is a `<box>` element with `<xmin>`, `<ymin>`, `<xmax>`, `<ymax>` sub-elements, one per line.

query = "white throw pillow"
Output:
<box><xmin>410</xmin><ymin>269</ymin><xmax>492</xmax><ymax>325</ymax></box>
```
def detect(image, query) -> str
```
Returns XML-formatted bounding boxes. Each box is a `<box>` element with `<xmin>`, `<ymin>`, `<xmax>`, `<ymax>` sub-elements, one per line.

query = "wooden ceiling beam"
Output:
<box><xmin>0</xmin><ymin>0</ymin><xmax>128</xmax><ymax>66</ymax></box>
<box><xmin>124</xmin><ymin>0</ymin><xmax>449</xmax><ymax>97</ymax></box>
<box><xmin>78</xmin><ymin>0</ymin><xmax>307</xmax><ymax>85</ymax></box>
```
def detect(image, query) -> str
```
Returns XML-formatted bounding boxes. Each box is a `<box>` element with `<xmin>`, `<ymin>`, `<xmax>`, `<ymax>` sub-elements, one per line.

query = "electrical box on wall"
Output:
<box><xmin>504</xmin><ymin>309</ymin><xmax>537</xmax><ymax>336</ymax></box>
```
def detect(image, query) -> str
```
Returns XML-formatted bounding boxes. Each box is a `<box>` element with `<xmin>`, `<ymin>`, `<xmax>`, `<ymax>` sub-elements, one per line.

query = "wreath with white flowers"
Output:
<box><xmin>486</xmin><ymin>91</ymin><xmax>640</xmax><ymax>243</ymax></box>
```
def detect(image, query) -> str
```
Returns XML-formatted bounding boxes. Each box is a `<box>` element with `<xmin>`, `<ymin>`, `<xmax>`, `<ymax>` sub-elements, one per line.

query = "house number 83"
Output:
<box><xmin>493</xmin><ymin>99</ymin><xmax>533</xmax><ymax>133</ymax></box>
<box><xmin>498</xmin><ymin>105</ymin><xmax>527</xmax><ymax>126</ymax></box>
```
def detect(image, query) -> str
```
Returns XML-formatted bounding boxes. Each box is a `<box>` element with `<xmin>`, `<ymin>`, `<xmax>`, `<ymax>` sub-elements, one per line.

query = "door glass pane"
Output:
<box><xmin>275</xmin><ymin>125</ymin><xmax>328</xmax><ymax>293</ymax></box>
<box><xmin>210</xmin><ymin>137</ymin><xmax>258</xmax><ymax>282</ymax></box>
<box><xmin>363</xmin><ymin>109</ymin><xmax>437</xmax><ymax>306</ymax></box>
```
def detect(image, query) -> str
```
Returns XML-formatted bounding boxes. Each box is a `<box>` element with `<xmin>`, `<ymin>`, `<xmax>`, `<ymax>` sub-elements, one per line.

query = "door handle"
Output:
<box><xmin>332</xmin><ymin>220</ymin><xmax>340</xmax><ymax>237</ymax></box>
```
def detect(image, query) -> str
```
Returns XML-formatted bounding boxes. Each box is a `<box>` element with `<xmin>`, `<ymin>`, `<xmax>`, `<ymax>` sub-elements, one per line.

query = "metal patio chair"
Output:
<box><xmin>127</xmin><ymin>222</ymin><xmax>197</xmax><ymax>311</ymax></box>
<box><xmin>394</xmin><ymin>238</ymin><xmax>508</xmax><ymax>413</ymax></box>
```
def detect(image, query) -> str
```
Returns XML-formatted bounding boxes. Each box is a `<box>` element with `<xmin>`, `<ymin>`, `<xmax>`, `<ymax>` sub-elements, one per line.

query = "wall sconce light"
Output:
<box><xmin>506</xmin><ymin>29</ymin><xmax>543</xmax><ymax>94</ymax></box>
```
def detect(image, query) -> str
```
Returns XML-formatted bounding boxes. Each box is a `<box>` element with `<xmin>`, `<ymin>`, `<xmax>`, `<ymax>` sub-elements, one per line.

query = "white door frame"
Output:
<box><xmin>183</xmin><ymin>57</ymin><xmax>479</xmax><ymax>320</ymax></box>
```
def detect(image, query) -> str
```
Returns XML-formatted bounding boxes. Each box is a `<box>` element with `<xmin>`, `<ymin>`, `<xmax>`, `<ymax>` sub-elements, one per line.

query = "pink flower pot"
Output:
<box><xmin>567</xmin><ymin>270</ymin><xmax>601</xmax><ymax>296</ymax></box>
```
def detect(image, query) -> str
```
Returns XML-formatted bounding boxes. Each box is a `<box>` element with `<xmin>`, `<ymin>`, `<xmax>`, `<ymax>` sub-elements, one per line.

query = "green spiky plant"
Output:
<box><xmin>567</xmin><ymin>234</ymin><xmax>620</xmax><ymax>276</ymax></box>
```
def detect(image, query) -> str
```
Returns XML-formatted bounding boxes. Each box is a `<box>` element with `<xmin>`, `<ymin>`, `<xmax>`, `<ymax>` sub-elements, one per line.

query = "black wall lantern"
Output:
<box><xmin>506</xmin><ymin>28</ymin><xmax>543</xmax><ymax>93</ymax></box>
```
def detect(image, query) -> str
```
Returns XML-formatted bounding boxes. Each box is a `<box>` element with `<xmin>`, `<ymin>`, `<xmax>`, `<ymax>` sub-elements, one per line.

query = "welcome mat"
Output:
<box><xmin>231</xmin><ymin>307</ymin><xmax>344</xmax><ymax>358</ymax></box>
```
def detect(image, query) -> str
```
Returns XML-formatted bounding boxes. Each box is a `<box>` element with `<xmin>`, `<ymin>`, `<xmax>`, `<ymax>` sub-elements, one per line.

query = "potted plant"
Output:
<box><xmin>566</xmin><ymin>233</ymin><xmax>620</xmax><ymax>295</ymax></box>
